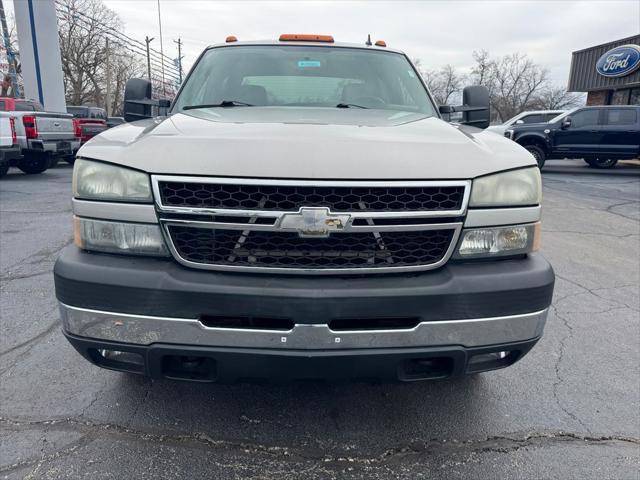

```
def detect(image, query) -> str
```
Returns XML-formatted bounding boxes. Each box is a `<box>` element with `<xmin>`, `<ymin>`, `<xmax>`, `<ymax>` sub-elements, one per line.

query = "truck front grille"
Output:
<box><xmin>168</xmin><ymin>226</ymin><xmax>455</xmax><ymax>269</ymax></box>
<box><xmin>153</xmin><ymin>176</ymin><xmax>470</xmax><ymax>275</ymax></box>
<box><xmin>158</xmin><ymin>181</ymin><xmax>465</xmax><ymax>212</ymax></box>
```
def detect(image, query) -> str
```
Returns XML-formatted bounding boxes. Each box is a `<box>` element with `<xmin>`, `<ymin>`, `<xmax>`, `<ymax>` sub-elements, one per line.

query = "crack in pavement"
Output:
<box><xmin>0</xmin><ymin>269</ymin><xmax>52</xmax><ymax>283</ymax></box>
<box><xmin>544</xmin><ymin>229</ymin><xmax>639</xmax><ymax>239</ymax></box>
<box><xmin>549</xmin><ymin>305</ymin><xmax>592</xmax><ymax>434</ymax></box>
<box><xmin>554</xmin><ymin>274</ymin><xmax>640</xmax><ymax>313</ymax></box>
<box><xmin>2</xmin><ymin>238</ymin><xmax>72</xmax><ymax>272</ymax></box>
<box><xmin>1</xmin><ymin>416</ymin><xmax>638</xmax><ymax>474</ymax></box>
<box><xmin>0</xmin><ymin>306</ymin><xmax>60</xmax><ymax>375</ymax></box>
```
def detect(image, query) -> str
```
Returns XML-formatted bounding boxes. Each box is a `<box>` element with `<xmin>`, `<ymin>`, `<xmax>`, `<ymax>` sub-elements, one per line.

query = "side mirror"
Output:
<box><xmin>561</xmin><ymin>117</ymin><xmax>572</xmax><ymax>129</ymax></box>
<box><xmin>438</xmin><ymin>85</ymin><xmax>490</xmax><ymax>129</ymax></box>
<box><xmin>124</xmin><ymin>78</ymin><xmax>155</xmax><ymax>122</ymax></box>
<box><xmin>515</xmin><ymin>119</ymin><xmax>525</xmax><ymax>125</ymax></box>
<box><xmin>461</xmin><ymin>86</ymin><xmax>490</xmax><ymax>129</ymax></box>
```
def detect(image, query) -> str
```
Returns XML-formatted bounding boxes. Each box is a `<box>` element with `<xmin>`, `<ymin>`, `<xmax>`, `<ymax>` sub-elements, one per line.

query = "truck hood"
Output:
<box><xmin>79</xmin><ymin>107</ymin><xmax>535</xmax><ymax>179</ymax></box>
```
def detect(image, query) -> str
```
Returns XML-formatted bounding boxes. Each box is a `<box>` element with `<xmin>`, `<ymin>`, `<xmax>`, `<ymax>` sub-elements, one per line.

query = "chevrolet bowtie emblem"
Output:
<box><xmin>279</xmin><ymin>207</ymin><xmax>351</xmax><ymax>237</ymax></box>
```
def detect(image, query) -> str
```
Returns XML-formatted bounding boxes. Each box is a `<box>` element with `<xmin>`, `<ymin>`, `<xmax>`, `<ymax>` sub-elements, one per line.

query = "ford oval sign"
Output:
<box><xmin>596</xmin><ymin>44</ymin><xmax>640</xmax><ymax>77</ymax></box>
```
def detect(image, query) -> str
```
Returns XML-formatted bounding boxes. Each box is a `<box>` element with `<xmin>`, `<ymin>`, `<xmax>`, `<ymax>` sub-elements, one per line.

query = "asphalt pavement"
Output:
<box><xmin>1</xmin><ymin>159</ymin><xmax>639</xmax><ymax>479</ymax></box>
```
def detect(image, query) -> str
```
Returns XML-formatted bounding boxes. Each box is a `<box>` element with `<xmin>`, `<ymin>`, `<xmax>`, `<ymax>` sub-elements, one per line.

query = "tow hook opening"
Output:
<box><xmin>398</xmin><ymin>357</ymin><xmax>454</xmax><ymax>381</ymax></box>
<box><xmin>161</xmin><ymin>355</ymin><xmax>217</xmax><ymax>382</ymax></box>
<box><xmin>466</xmin><ymin>350</ymin><xmax>521</xmax><ymax>373</ymax></box>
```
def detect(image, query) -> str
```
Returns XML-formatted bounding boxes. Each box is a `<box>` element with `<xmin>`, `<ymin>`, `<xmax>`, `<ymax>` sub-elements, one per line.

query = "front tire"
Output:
<box><xmin>17</xmin><ymin>154</ymin><xmax>49</xmax><ymax>174</ymax></box>
<box><xmin>524</xmin><ymin>145</ymin><xmax>546</xmax><ymax>168</ymax></box>
<box><xmin>585</xmin><ymin>158</ymin><xmax>618</xmax><ymax>169</ymax></box>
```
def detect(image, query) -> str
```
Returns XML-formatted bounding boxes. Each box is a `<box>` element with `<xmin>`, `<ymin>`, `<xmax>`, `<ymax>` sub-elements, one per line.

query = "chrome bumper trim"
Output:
<box><xmin>60</xmin><ymin>303</ymin><xmax>549</xmax><ymax>350</ymax></box>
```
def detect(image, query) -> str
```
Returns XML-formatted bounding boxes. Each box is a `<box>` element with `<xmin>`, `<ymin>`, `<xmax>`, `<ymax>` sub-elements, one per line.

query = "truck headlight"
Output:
<box><xmin>74</xmin><ymin>217</ymin><xmax>169</xmax><ymax>256</ymax></box>
<box><xmin>470</xmin><ymin>167</ymin><xmax>541</xmax><ymax>207</ymax></box>
<box><xmin>72</xmin><ymin>159</ymin><xmax>152</xmax><ymax>202</ymax></box>
<box><xmin>455</xmin><ymin>223</ymin><xmax>540</xmax><ymax>258</ymax></box>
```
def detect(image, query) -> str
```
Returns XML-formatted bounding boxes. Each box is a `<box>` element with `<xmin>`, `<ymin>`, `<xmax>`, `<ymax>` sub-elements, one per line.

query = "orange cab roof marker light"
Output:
<box><xmin>225</xmin><ymin>35</ymin><xmax>238</xmax><ymax>43</ymax></box>
<box><xmin>279</xmin><ymin>34</ymin><xmax>334</xmax><ymax>43</ymax></box>
<box><xmin>375</xmin><ymin>40</ymin><xmax>387</xmax><ymax>47</ymax></box>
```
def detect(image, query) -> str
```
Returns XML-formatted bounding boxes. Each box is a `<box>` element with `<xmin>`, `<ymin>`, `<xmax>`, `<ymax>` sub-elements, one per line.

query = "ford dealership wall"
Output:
<box><xmin>568</xmin><ymin>34</ymin><xmax>640</xmax><ymax>106</ymax></box>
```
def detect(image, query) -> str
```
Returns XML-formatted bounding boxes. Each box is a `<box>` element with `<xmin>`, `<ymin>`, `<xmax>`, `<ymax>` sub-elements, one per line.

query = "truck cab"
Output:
<box><xmin>506</xmin><ymin>106</ymin><xmax>640</xmax><ymax>168</ymax></box>
<box><xmin>54</xmin><ymin>36</ymin><xmax>554</xmax><ymax>382</ymax></box>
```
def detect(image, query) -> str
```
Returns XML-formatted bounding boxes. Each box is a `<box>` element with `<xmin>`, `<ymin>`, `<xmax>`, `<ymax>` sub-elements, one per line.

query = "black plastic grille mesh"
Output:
<box><xmin>159</xmin><ymin>182</ymin><xmax>465</xmax><ymax>212</ymax></box>
<box><xmin>168</xmin><ymin>226</ymin><xmax>454</xmax><ymax>269</ymax></box>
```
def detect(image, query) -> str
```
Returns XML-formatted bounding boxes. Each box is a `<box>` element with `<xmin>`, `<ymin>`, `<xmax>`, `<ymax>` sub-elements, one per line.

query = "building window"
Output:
<box><xmin>611</xmin><ymin>89</ymin><xmax>630</xmax><ymax>105</ymax></box>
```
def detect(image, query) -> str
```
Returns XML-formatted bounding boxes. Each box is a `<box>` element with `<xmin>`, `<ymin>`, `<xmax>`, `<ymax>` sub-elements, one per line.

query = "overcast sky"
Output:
<box><xmin>95</xmin><ymin>0</ymin><xmax>639</xmax><ymax>87</ymax></box>
<box><xmin>8</xmin><ymin>0</ymin><xmax>640</xmax><ymax>87</ymax></box>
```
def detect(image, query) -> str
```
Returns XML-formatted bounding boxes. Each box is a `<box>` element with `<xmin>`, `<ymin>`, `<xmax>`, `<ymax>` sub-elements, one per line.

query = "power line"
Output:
<box><xmin>55</xmin><ymin>1</ymin><xmax>176</xmax><ymax>67</ymax></box>
<box><xmin>55</xmin><ymin>1</ymin><xmax>179</xmax><ymax>77</ymax></box>
<box><xmin>55</xmin><ymin>9</ymin><xmax>180</xmax><ymax>83</ymax></box>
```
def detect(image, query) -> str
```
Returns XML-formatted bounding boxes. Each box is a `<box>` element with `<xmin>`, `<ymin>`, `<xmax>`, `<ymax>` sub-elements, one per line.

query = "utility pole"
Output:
<box><xmin>0</xmin><ymin>0</ymin><xmax>20</xmax><ymax>97</ymax></box>
<box><xmin>105</xmin><ymin>37</ymin><xmax>111</xmax><ymax>116</ymax></box>
<box><xmin>173</xmin><ymin>37</ymin><xmax>184</xmax><ymax>84</ymax></box>
<box><xmin>156</xmin><ymin>0</ymin><xmax>166</xmax><ymax>96</ymax></box>
<box><xmin>145</xmin><ymin>36</ymin><xmax>154</xmax><ymax>81</ymax></box>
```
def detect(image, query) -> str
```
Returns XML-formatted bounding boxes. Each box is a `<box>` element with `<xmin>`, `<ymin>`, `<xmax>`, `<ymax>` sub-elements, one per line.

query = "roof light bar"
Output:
<box><xmin>279</xmin><ymin>34</ymin><xmax>334</xmax><ymax>43</ymax></box>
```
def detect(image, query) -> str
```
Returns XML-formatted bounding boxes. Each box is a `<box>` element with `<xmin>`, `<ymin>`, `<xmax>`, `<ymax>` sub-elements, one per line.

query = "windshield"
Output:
<box><xmin>173</xmin><ymin>45</ymin><xmax>436</xmax><ymax>115</ymax></box>
<box><xmin>67</xmin><ymin>107</ymin><xmax>88</xmax><ymax>118</ymax></box>
<box><xmin>548</xmin><ymin>109</ymin><xmax>578</xmax><ymax>123</ymax></box>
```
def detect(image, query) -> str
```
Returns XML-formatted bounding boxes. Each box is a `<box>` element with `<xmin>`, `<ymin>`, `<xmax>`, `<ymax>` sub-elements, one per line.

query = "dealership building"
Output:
<box><xmin>568</xmin><ymin>34</ymin><xmax>640</xmax><ymax>105</ymax></box>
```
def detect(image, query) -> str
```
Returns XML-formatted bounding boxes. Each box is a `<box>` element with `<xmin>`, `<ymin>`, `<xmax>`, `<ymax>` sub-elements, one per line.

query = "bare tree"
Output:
<box><xmin>532</xmin><ymin>87</ymin><xmax>583</xmax><ymax>110</ymax></box>
<box><xmin>56</xmin><ymin>0</ymin><xmax>146</xmax><ymax>111</ymax></box>
<box><xmin>421</xmin><ymin>64</ymin><xmax>466</xmax><ymax>106</ymax></box>
<box><xmin>471</xmin><ymin>51</ymin><xmax>550</xmax><ymax>122</ymax></box>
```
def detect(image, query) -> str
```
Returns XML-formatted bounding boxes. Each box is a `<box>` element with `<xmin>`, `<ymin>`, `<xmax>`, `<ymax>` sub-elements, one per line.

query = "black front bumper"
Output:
<box><xmin>54</xmin><ymin>246</ymin><xmax>554</xmax><ymax>322</ymax></box>
<box><xmin>65</xmin><ymin>331</ymin><xmax>539</xmax><ymax>383</ymax></box>
<box><xmin>1</xmin><ymin>146</ymin><xmax>22</xmax><ymax>166</ymax></box>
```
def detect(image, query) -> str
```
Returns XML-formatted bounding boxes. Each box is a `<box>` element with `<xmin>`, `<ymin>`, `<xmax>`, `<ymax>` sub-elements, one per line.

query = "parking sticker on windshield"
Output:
<box><xmin>298</xmin><ymin>60</ymin><xmax>321</xmax><ymax>68</ymax></box>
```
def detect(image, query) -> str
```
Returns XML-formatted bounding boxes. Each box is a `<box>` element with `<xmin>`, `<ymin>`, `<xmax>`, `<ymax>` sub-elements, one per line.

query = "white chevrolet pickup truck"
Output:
<box><xmin>54</xmin><ymin>36</ymin><xmax>554</xmax><ymax>382</ymax></box>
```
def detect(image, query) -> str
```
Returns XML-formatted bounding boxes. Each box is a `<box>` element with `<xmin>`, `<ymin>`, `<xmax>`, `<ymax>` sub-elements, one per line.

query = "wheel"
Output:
<box><xmin>585</xmin><ymin>158</ymin><xmax>618</xmax><ymax>169</ymax></box>
<box><xmin>0</xmin><ymin>162</ymin><xmax>8</xmax><ymax>178</ymax></box>
<box><xmin>17</xmin><ymin>154</ymin><xmax>49</xmax><ymax>174</ymax></box>
<box><xmin>523</xmin><ymin>145</ymin><xmax>546</xmax><ymax>168</ymax></box>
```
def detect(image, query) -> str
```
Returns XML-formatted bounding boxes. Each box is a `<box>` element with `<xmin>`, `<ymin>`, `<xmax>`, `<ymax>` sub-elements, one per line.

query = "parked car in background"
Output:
<box><xmin>56</xmin><ymin>36</ymin><xmax>554</xmax><ymax>383</ymax></box>
<box><xmin>66</xmin><ymin>106</ymin><xmax>109</xmax><ymax>164</ymax></box>
<box><xmin>487</xmin><ymin>110</ymin><xmax>565</xmax><ymax>135</ymax></box>
<box><xmin>506</xmin><ymin>106</ymin><xmax>640</xmax><ymax>168</ymax></box>
<box><xmin>0</xmin><ymin>97</ymin><xmax>78</xmax><ymax>174</ymax></box>
<box><xmin>0</xmin><ymin>116</ymin><xmax>22</xmax><ymax>178</ymax></box>
<box><xmin>106</xmin><ymin>116</ymin><xmax>125</xmax><ymax>128</ymax></box>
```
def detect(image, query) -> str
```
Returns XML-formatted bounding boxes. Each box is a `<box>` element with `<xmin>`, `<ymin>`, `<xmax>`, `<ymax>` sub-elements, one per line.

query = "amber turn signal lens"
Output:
<box><xmin>279</xmin><ymin>34</ymin><xmax>334</xmax><ymax>43</ymax></box>
<box><xmin>532</xmin><ymin>222</ymin><xmax>542</xmax><ymax>252</ymax></box>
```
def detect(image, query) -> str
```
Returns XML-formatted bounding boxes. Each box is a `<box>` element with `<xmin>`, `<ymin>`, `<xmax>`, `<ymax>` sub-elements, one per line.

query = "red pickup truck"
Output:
<box><xmin>66</xmin><ymin>106</ymin><xmax>109</xmax><ymax>163</ymax></box>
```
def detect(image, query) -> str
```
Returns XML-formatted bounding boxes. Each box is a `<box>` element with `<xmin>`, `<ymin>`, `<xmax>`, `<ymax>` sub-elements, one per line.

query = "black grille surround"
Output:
<box><xmin>167</xmin><ymin>226</ymin><xmax>455</xmax><ymax>270</ymax></box>
<box><xmin>153</xmin><ymin>177</ymin><xmax>469</xmax><ymax>275</ymax></box>
<box><xmin>158</xmin><ymin>181</ymin><xmax>465</xmax><ymax>212</ymax></box>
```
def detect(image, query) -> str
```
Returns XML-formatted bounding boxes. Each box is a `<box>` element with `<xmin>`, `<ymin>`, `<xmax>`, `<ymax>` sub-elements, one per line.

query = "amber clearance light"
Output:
<box><xmin>279</xmin><ymin>34</ymin><xmax>334</xmax><ymax>43</ymax></box>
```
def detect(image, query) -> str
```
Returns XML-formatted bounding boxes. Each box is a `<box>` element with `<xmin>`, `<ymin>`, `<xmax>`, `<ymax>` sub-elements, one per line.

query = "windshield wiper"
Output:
<box><xmin>182</xmin><ymin>100</ymin><xmax>254</xmax><ymax>110</ymax></box>
<box><xmin>336</xmin><ymin>103</ymin><xmax>368</xmax><ymax>109</ymax></box>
